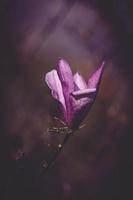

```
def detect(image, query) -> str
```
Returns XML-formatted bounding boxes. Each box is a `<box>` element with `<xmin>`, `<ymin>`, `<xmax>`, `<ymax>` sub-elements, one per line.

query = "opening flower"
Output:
<box><xmin>44</xmin><ymin>59</ymin><xmax>105</xmax><ymax>130</ymax></box>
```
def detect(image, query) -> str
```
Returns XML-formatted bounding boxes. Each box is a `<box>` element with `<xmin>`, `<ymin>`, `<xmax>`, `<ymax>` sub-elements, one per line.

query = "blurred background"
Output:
<box><xmin>0</xmin><ymin>0</ymin><xmax>133</xmax><ymax>199</ymax></box>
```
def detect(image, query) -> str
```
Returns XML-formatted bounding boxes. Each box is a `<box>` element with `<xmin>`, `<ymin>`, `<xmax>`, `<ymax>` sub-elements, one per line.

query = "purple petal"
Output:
<box><xmin>70</xmin><ymin>62</ymin><xmax>105</xmax><ymax>130</ymax></box>
<box><xmin>72</xmin><ymin>88</ymin><xmax>96</xmax><ymax>98</ymax></box>
<box><xmin>45</xmin><ymin>69</ymin><xmax>66</xmax><ymax>113</ymax></box>
<box><xmin>88</xmin><ymin>61</ymin><xmax>105</xmax><ymax>88</ymax></box>
<box><xmin>57</xmin><ymin>59</ymin><xmax>74</xmax><ymax>123</ymax></box>
<box><xmin>70</xmin><ymin>93</ymin><xmax>94</xmax><ymax>130</ymax></box>
<box><xmin>71</xmin><ymin>88</ymin><xmax>96</xmax><ymax>116</ymax></box>
<box><xmin>73</xmin><ymin>72</ymin><xmax>87</xmax><ymax>90</ymax></box>
<box><xmin>58</xmin><ymin>59</ymin><xmax>74</xmax><ymax>92</ymax></box>
<box><xmin>70</xmin><ymin>97</ymin><xmax>93</xmax><ymax>130</ymax></box>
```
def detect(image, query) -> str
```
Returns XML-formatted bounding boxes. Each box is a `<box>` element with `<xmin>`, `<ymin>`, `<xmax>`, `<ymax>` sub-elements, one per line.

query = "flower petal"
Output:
<box><xmin>72</xmin><ymin>88</ymin><xmax>96</xmax><ymax>98</ymax></box>
<box><xmin>45</xmin><ymin>69</ymin><xmax>66</xmax><ymax>112</ymax></box>
<box><xmin>88</xmin><ymin>61</ymin><xmax>105</xmax><ymax>88</ymax></box>
<box><xmin>73</xmin><ymin>72</ymin><xmax>87</xmax><ymax>90</ymax></box>
<box><xmin>70</xmin><ymin>96</ymin><xmax>93</xmax><ymax>130</ymax></box>
<box><xmin>57</xmin><ymin>59</ymin><xmax>74</xmax><ymax>123</ymax></box>
<box><xmin>70</xmin><ymin>62</ymin><xmax>105</xmax><ymax>130</ymax></box>
<box><xmin>58</xmin><ymin>59</ymin><xmax>74</xmax><ymax>92</ymax></box>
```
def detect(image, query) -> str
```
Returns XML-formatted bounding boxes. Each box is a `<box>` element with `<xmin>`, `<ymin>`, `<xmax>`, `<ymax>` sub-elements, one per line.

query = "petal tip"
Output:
<box><xmin>99</xmin><ymin>61</ymin><xmax>105</xmax><ymax>71</ymax></box>
<box><xmin>87</xmin><ymin>61</ymin><xmax>105</xmax><ymax>88</ymax></box>
<box><xmin>58</xmin><ymin>58</ymin><xmax>66</xmax><ymax>64</ymax></box>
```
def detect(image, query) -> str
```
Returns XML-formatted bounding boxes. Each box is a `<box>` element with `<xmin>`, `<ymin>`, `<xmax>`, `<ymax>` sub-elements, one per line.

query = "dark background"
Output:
<box><xmin>0</xmin><ymin>0</ymin><xmax>133</xmax><ymax>199</ymax></box>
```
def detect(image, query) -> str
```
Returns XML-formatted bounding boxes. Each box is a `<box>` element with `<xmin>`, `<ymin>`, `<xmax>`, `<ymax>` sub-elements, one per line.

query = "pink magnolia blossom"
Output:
<box><xmin>44</xmin><ymin>59</ymin><xmax>105</xmax><ymax>130</ymax></box>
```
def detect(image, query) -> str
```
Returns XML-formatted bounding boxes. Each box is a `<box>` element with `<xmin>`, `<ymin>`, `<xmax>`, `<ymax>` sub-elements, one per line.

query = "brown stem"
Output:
<box><xmin>41</xmin><ymin>132</ymin><xmax>73</xmax><ymax>175</ymax></box>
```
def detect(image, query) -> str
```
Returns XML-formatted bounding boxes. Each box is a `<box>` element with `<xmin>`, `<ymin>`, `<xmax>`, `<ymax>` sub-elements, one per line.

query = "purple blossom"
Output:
<box><xmin>44</xmin><ymin>59</ymin><xmax>105</xmax><ymax>130</ymax></box>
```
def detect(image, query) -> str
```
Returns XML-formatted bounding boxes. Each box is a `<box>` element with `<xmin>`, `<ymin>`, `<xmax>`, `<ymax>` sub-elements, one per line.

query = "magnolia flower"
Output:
<box><xmin>44</xmin><ymin>59</ymin><xmax>104</xmax><ymax>130</ymax></box>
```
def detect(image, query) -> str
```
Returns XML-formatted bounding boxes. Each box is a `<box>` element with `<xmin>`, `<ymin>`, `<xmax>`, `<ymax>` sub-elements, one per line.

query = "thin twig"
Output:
<box><xmin>41</xmin><ymin>131</ymin><xmax>73</xmax><ymax>175</ymax></box>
